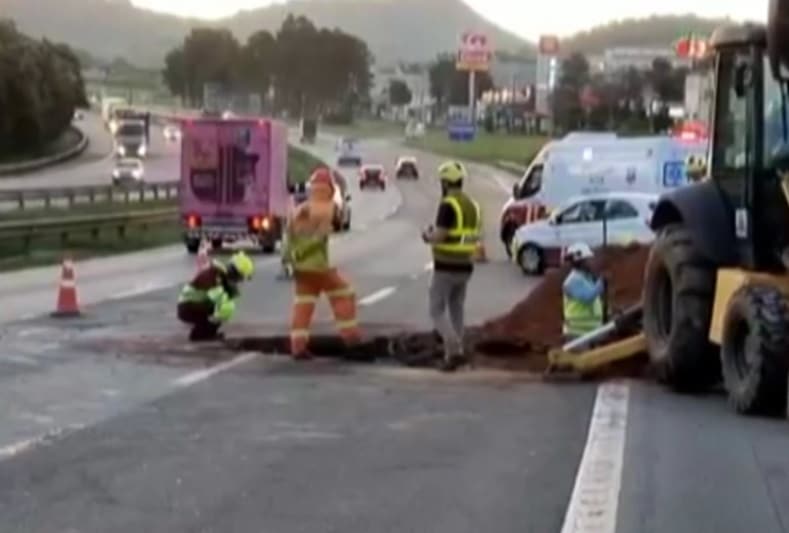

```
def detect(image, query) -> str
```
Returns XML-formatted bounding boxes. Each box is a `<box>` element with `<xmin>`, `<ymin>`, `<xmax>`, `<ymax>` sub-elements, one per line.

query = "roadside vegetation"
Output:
<box><xmin>0</xmin><ymin>20</ymin><xmax>87</xmax><ymax>163</ymax></box>
<box><xmin>0</xmin><ymin>146</ymin><xmax>325</xmax><ymax>271</ymax></box>
<box><xmin>406</xmin><ymin>130</ymin><xmax>547</xmax><ymax>169</ymax></box>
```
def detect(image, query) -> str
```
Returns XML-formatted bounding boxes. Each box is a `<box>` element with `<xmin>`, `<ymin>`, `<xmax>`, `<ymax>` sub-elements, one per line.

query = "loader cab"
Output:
<box><xmin>709</xmin><ymin>24</ymin><xmax>789</xmax><ymax>270</ymax></box>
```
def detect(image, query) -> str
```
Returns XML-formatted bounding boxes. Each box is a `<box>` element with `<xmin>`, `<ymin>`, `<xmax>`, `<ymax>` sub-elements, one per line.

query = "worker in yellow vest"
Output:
<box><xmin>281</xmin><ymin>167</ymin><xmax>361</xmax><ymax>360</ymax></box>
<box><xmin>422</xmin><ymin>160</ymin><xmax>482</xmax><ymax>372</ymax></box>
<box><xmin>562</xmin><ymin>242</ymin><xmax>604</xmax><ymax>340</ymax></box>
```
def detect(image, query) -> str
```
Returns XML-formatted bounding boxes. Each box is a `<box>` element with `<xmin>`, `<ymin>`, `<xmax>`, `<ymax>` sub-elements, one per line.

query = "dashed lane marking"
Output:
<box><xmin>173</xmin><ymin>352</ymin><xmax>259</xmax><ymax>388</ymax></box>
<box><xmin>359</xmin><ymin>286</ymin><xmax>397</xmax><ymax>306</ymax></box>
<box><xmin>560</xmin><ymin>382</ymin><xmax>629</xmax><ymax>533</ymax></box>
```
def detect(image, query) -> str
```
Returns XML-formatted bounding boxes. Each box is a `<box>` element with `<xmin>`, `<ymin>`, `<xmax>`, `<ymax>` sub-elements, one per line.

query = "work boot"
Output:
<box><xmin>438</xmin><ymin>354</ymin><xmax>469</xmax><ymax>373</ymax></box>
<box><xmin>189</xmin><ymin>327</ymin><xmax>224</xmax><ymax>342</ymax></box>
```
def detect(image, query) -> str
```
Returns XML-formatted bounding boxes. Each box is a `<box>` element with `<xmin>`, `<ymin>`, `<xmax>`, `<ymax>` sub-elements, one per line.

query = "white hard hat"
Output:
<box><xmin>565</xmin><ymin>242</ymin><xmax>594</xmax><ymax>262</ymax></box>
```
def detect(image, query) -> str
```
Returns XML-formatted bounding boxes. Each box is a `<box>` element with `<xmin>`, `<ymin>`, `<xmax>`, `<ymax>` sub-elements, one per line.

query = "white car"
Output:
<box><xmin>395</xmin><ymin>156</ymin><xmax>419</xmax><ymax>179</ymax></box>
<box><xmin>336</xmin><ymin>138</ymin><xmax>362</xmax><ymax>167</ymax></box>
<box><xmin>112</xmin><ymin>158</ymin><xmax>144</xmax><ymax>184</ymax></box>
<box><xmin>331</xmin><ymin>171</ymin><xmax>352</xmax><ymax>231</ymax></box>
<box><xmin>511</xmin><ymin>192</ymin><xmax>657</xmax><ymax>275</ymax></box>
<box><xmin>163</xmin><ymin>124</ymin><xmax>181</xmax><ymax>141</ymax></box>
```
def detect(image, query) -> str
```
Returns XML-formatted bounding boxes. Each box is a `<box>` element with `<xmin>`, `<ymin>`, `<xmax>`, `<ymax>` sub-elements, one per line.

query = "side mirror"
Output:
<box><xmin>734</xmin><ymin>63</ymin><xmax>751</xmax><ymax>98</ymax></box>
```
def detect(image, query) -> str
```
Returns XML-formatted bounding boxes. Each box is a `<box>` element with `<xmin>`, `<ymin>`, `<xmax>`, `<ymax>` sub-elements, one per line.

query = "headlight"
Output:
<box><xmin>132</xmin><ymin>169</ymin><xmax>142</xmax><ymax>179</ymax></box>
<box><xmin>112</xmin><ymin>170</ymin><xmax>120</xmax><ymax>178</ymax></box>
<box><xmin>138</xmin><ymin>145</ymin><xmax>147</xmax><ymax>156</ymax></box>
<box><xmin>118</xmin><ymin>146</ymin><xmax>126</xmax><ymax>156</ymax></box>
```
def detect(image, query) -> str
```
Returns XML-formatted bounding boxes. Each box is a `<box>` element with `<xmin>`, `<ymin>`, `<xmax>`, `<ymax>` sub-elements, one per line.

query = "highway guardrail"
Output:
<box><xmin>0</xmin><ymin>126</ymin><xmax>89</xmax><ymax>177</ymax></box>
<box><xmin>0</xmin><ymin>207</ymin><xmax>179</xmax><ymax>250</ymax></box>
<box><xmin>0</xmin><ymin>181</ymin><xmax>179</xmax><ymax>210</ymax></box>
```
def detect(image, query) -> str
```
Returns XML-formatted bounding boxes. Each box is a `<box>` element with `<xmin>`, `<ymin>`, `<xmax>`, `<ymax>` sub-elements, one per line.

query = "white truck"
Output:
<box><xmin>101</xmin><ymin>97</ymin><xmax>127</xmax><ymax>132</ymax></box>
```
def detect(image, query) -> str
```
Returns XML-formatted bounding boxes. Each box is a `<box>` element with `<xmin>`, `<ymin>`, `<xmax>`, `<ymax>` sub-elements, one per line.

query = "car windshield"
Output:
<box><xmin>116</xmin><ymin>160</ymin><xmax>141</xmax><ymax>170</ymax></box>
<box><xmin>365</xmin><ymin>168</ymin><xmax>382</xmax><ymax>176</ymax></box>
<box><xmin>118</xmin><ymin>123</ymin><xmax>144</xmax><ymax>136</ymax></box>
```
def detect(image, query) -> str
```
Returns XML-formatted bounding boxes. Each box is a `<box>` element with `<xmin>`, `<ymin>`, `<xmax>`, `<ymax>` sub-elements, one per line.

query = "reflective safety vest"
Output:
<box><xmin>562</xmin><ymin>294</ymin><xmax>604</xmax><ymax>337</ymax></box>
<box><xmin>178</xmin><ymin>262</ymin><xmax>237</xmax><ymax>322</ymax></box>
<box><xmin>432</xmin><ymin>191</ymin><xmax>482</xmax><ymax>264</ymax></box>
<box><xmin>288</xmin><ymin>233</ymin><xmax>329</xmax><ymax>272</ymax></box>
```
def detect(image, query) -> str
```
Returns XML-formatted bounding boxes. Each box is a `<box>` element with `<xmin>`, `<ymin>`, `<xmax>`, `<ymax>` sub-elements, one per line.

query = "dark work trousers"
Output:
<box><xmin>177</xmin><ymin>301</ymin><xmax>221</xmax><ymax>341</ymax></box>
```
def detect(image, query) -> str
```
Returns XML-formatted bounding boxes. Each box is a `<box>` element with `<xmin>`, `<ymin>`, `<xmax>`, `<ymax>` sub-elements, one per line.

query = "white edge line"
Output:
<box><xmin>560</xmin><ymin>382</ymin><xmax>629</xmax><ymax>533</ymax></box>
<box><xmin>173</xmin><ymin>352</ymin><xmax>259</xmax><ymax>388</ymax></box>
<box><xmin>0</xmin><ymin>424</ymin><xmax>84</xmax><ymax>461</ymax></box>
<box><xmin>359</xmin><ymin>286</ymin><xmax>397</xmax><ymax>306</ymax></box>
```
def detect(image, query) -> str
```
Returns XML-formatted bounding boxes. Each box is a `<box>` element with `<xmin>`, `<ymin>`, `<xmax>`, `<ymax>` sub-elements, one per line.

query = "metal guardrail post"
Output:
<box><xmin>44</xmin><ymin>192</ymin><xmax>51</xmax><ymax>209</ymax></box>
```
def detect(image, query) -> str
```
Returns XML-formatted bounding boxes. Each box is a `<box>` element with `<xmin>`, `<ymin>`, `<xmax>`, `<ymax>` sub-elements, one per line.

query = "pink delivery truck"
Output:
<box><xmin>179</xmin><ymin>117</ymin><xmax>289</xmax><ymax>254</ymax></box>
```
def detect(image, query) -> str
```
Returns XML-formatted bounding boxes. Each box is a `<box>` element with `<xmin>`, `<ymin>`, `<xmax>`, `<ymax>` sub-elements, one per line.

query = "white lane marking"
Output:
<box><xmin>0</xmin><ymin>425</ymin><xmax>84</xmax><ymax>461</ymax></box>
<box><xmin>560</xmin><ymin>383</ymin><xmax>629</xmax><ymax>533</ymax></box>
<box><xmin>359</xmin><ymin>286</ymin><xmax>397</xmax><ymax>306</ymax></box>
<box><xmin>493</xmin><ymin>174</ymin><xmax>514</xmax><ymax>193</ymax></box>
<box><xmin>110</xmin><ymin>281</ymin><xmax>171</xmax><ymax>300</ymax></box>
<box><xmin>173</xmin><ymin>352</ymin><xmax>259</xmax><ymax>388</ymax></box>
<box><xmin>2</xmin><ymin>354</ymin><xmax>41</xmax><ymax>367</ymax></box>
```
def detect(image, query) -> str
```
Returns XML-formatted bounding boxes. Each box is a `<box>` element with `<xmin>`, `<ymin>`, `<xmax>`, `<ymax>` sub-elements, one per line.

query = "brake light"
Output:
<box><xmin>249</xmin><ymin>215</ymin><xmax>271</xmax><ymax>231</ymax></box>
<box><xmin>186</xmin><ymin>214</ymin><xmax>201</xmax><ymax>228</ymax></box>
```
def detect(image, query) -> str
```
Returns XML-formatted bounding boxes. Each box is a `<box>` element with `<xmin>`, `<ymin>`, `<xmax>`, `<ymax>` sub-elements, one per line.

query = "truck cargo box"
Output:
<box><xmin>179</xmin><ymin>118</ymin><xmax>289</xmax><ymax>254</ymax></box>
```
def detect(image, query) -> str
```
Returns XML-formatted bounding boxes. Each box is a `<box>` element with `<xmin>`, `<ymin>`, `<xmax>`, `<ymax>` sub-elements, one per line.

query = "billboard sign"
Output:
<box><xmin>456</xmin><ymin>31</ymin><xmax>493</xmax><ymax>71</ymax></box>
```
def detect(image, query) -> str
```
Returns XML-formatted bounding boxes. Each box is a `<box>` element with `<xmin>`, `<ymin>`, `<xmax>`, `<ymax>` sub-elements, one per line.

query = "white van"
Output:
<box><xmin>498</xmin><ymin>133</ymin><xmax>707</xmax><ymax>255</ymax></box>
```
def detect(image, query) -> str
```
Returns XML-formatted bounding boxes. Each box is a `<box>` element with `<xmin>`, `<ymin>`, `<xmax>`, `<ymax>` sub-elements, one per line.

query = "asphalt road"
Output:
<box><xmin>0</xmin><ymin>110</ymin><xmax>179</xmax><ymax>190</ymax></box>
<box><xmin>0</xmin><ymin>133</ymin><xmax>788</xmax><ymax>532</ymax></box>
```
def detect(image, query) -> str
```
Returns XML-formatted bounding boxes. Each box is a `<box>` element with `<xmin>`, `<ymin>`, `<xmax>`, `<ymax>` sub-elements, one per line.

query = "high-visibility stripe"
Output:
<box><xmin>294</xmin><ymin>295</ymin><xmax>318</xmax><ymax>304</ymax></box>
<box><xmin>326</xmin><ymin>288</ymin><xmax>354</xmax><ymax>298</ymax></box>
<box><xmin>336</xmin><ymin>319</ymin><xmax>358</xmax><ymax>330</ymax></box>
<box><xmin>291</xmin><ymin>329</ymin><xmax>310</xmax><ymax>338</ymax></box>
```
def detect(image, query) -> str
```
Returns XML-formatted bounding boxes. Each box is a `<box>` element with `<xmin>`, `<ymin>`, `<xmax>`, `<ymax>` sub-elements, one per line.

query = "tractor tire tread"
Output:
<box><xmin>721</xmin><ymin>284</ymin><xmax>789</xmax><ymax>416</ymax></box>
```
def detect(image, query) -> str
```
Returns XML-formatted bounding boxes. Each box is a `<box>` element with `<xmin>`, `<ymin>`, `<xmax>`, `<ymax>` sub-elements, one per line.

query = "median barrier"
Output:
<box><xmin>0</xmin><ymin>126</ymin><xmax>89</xmax><ymax>177</ymax></box>
<box><xmin>0</xmin><ymin>207</ymin><xmax>178</xmax><ymax>251</ymax></box>
<box><xmin>0</xmin><ymin>181</ymin><xmax>179</xmax><ymax>210</ymax></box>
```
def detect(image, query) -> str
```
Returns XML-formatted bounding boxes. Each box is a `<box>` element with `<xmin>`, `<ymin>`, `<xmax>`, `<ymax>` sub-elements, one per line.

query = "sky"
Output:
<box><xmin>130</xmin><ymin>0</ymin><xmax>767</xmax><ymax>40</ymax></box>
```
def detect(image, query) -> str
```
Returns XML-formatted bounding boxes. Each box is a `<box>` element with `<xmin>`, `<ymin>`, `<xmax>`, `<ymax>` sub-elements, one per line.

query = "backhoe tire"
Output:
<box><xmin>643</xmin><ymin>224</ymin><xmax>720</xmax><ymax>392</ymax></box>
<box><xmin>721</xmin><ymin>285</ymin><xmax>789</xmax><ymax>417</ymax></box>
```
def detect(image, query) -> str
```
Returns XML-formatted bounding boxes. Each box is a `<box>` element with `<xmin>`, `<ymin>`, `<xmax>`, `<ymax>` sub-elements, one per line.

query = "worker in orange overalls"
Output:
<box><xmin>281</xmin><ymin>167</ymin><xmax>361</xmax><ymax>360</ymax></box>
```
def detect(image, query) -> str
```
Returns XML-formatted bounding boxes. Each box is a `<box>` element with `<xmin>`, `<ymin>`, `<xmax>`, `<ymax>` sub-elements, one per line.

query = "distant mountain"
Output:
<box><xmin>1</xmin><ymin>0</ymin><xmax>530</xmax><ymax>67</ymax></box>
<box><xmin>560</xmin><ymin>15</ymin><xmax>742</xmax><ymax>54</ymax></box>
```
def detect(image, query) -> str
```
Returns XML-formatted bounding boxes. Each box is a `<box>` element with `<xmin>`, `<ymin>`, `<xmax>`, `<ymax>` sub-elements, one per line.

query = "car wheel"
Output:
<box><xmin>517</xmin><ymin>243</ymin><xmax>544</xmax><ymax>275</ymax></box>
<box><xmin>185</xmin><ymin>238</ymin><xmax>201</xmax><ymax>255</ymax></box>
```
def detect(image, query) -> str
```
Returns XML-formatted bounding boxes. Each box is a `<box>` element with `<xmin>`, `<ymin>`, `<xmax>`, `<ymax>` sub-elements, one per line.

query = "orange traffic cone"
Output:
<box><xmin>196</xmin><ymin>239</ymin><xmax>210</xmax><ymax>271</ymax></box>
<box><xmin>52</xmin><ymin>257</ymin><xmax>80</xmax><ymax>317</ymax></box>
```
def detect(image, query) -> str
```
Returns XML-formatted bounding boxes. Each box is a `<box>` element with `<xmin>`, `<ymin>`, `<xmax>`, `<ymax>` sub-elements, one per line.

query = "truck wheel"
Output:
<box><xmin>185</xmin><ymin>238</ymin><xmax>200</xmax><ymax>254</ymax></box>
<box><xmin>211</xmin><ymin>239</ymin><xmax>222</xmax><ymax>251</ymax></box>
<box><xmin>643</xmin><ymin>224</ymin><xmax>720</xmax><ymax>392</ymax></box>
<box><xmin>261</xmin><ymin>242</ymin><xmax>276</xmax><ymax>254</ymax></box>
<box><xmin>342</xmin><ymin>218</ymin><xmax>351</xmax><ymax>231</ymax></box>
<box><xmin>721</xmin><ymin>284</ymin><xmax>789</xmax><ymax>416</ymax></box>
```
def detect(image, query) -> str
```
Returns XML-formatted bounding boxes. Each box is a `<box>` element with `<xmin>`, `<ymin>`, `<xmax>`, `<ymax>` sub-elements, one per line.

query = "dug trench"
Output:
<box><xmin>74</xmin><ymin>244</ymin><xmax>653</xmax><ymax>379</ymax></box>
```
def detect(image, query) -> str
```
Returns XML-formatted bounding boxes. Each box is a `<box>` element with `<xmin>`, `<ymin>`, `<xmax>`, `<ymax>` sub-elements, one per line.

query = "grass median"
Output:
<box><xmin>405</xmin><ymin>130</ymin><xmax>547</xmax><ymax>173</ymax></box>
<box><xmin>0</xmin><ymin>146</ymin><xmax>325</xmax><ymax>272</ymax></box>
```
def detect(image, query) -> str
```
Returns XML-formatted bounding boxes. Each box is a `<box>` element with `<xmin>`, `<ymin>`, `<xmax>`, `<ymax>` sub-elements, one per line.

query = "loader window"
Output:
<box><xmin>713</xmin><ymin>51</ymin><xmax>750</xmax><ymax>173</ymax></box>
<box><xmin>763</xmin><ymin>57</ymin><xmax>789</xmax><ymax>164</ymax></box>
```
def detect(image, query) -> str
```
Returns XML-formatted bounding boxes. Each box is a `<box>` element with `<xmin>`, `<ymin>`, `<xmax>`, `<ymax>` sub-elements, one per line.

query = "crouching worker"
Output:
<box><xmin>562</xmin><ymin>242</ymin><xmax>604</xmax><ymax>342</ymax></box>
<box><xmin>177</xmin><ymin>251</ymin><xmax>255</xmax><ymax>341</ymax></box>
<box><xmin>282</xmin><ymin>167</ymin><xmax>361</xmax><ymax>360</ymax></box>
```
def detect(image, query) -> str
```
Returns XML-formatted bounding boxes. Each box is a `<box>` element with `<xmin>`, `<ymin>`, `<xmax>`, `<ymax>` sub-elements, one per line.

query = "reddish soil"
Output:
<box><xmin>474</xmin><ymin>244</ymin><xmax>651</xmax><ymax>372</ymax></box>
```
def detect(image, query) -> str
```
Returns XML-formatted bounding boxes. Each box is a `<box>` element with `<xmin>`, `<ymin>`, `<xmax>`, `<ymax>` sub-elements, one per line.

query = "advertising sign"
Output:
<box><xmin>456</xmin><ymin>31</ymin><xmax>492</xmax><ymax>71</ymax></box>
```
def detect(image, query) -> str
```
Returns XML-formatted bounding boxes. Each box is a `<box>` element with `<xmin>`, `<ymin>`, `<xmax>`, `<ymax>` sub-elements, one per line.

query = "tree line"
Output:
<box><xmin>0</xmin><ymin>20</ymin><xmax>87</xmax><ymax>158</ymax></box>
<box><xmin>552</xmin><ymin>52</ymin><xmax>693</xmax><ymax>134</ymax></box>
<box><xmin>162</xmin><ymin>14</ymin><xmax>372</xmax><ymax>122</ymax></box>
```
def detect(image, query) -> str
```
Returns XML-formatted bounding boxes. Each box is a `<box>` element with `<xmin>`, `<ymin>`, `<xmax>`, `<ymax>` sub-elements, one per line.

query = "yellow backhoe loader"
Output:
<box><xmin>550</xmin><ymin>0</ymin><xmax>789</xmax><ymax>419</ymax></box>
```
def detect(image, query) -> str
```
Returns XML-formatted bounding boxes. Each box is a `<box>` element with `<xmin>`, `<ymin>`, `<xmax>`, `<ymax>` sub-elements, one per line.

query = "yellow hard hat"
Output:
<box><xmin>230</xmin><ymin>251</ymin><xmax>254</xmax><ymax>280</ymax></box>
<box><xmin>437</xmin><ymin>160</ymin><xmax>467</xmax><ymax>184</ymax></box>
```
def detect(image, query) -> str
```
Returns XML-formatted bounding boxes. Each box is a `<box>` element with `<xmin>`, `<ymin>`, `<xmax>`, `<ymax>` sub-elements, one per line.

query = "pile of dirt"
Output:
<box><xmin>475</xmin><ymin>244</ymin><xmax>651</xmax><ymax>370</ymax></box>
